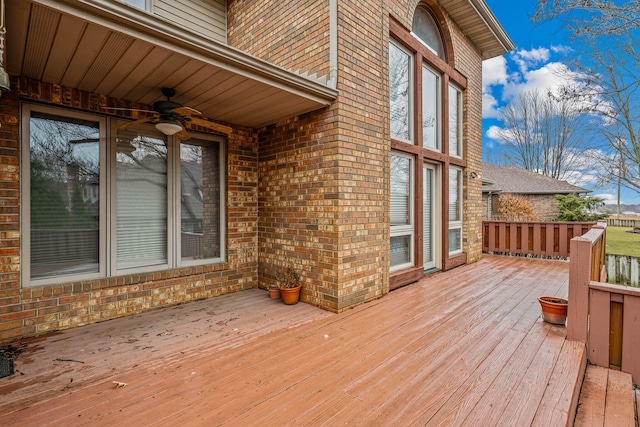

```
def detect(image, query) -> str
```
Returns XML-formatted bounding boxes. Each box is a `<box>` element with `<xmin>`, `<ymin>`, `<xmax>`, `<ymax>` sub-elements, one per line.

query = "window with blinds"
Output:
<box><xmin>22</xmin><ymin>104</ymin><xmax>225</xmax><ymax>286</ymax></box>
<box><xmin>390</xmin><ymin>152</ymin><xmax>414</xmax><ymax>270</ymax></box>
<box><xmin>449</xmin><ymin>167</ymin><xmax>463</xmax><ymax>254</ymax></box>
<box><xmin>28</xmin><ymin>111</ymin><xmax>101</xmax><ymax>280</ymax></box>
<box><xmin>116</xmin><ymin>134</ymin><xmax>168</xmax><ymax>270</ymax></box>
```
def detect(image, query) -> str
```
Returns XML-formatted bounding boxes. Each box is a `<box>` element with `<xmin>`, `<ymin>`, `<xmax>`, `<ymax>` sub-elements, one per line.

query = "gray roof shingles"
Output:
<box><xmin>481</xmin><ymin>163</ymin><xmax>589</xmax><ymax>195</ymax></box>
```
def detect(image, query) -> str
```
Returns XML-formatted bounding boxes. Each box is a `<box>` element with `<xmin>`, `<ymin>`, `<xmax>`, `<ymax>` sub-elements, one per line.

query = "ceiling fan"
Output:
<box><xmin>108</xmin><ymin>87</ymin><xmax>232</xmax><ymax>140</ymax></box>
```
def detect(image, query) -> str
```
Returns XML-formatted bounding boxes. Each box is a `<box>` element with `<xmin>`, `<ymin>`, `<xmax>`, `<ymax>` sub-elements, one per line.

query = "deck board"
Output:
<box><xmin>0</xmin><ymin>255</ymin><xmax>585</xmax><ymax>426</ymax></box>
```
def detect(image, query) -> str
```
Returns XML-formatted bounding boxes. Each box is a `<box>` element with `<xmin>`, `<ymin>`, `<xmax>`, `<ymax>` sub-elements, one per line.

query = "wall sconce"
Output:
<box><xmin>469</xmin><ymin>171</ymin><xmax>480</xmax><ymax>179</ymax></box>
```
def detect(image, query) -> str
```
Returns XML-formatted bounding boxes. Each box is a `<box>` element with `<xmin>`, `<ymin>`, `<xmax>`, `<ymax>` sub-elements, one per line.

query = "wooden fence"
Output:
<box><xmin>482</xmin><ymin>221</ymin><xmax>596</xmax><ymax>258</ymax></box>
<box><xmin>606</xmin><ymin>254</ymin><xmax>640</xmax><ymax>287</ymax></box>
<box><xmin>606</xmin><ymin>218</ymin><xmax>640</xmax><ymax>228</ymax></box>
<box><xmin>567</xmin><ymin>223</ymin><xmax>640</xmax><ymax>384</ymax></box>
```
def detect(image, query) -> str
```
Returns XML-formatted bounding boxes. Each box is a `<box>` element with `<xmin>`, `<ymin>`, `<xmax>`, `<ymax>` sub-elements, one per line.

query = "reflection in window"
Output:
<box><xmin>120</xmin><ymin>0</ymin><xmax>147</xmax><ymax>10</ymax></box>
<box><xmin>449</xmin><ymin>84</ymin><xmax>463</xmax><ymax>157</ymax></box>
<box><xmin>180</xmin><ymin>140</ymin><xmax>221</xmax><ymax>261</ymax></box>
<box><xmin>412</xmin><ymin>7</ymin><xmax>445</xmax><ymax>59</ymax></box>
<box><xmin>422</xmin><ymin>65</ymin><xmax>440</xmax><ymax>150</ymax></box>
<box><xmin>29</xmin><ymin>112</ymin><xmax>100</xmax><ymax>279</ymax></box>
<box><xmin>389</xmin><ymin>42</ymin><xmax>412</xmax><ymax>141</ymax></box>
<box><xmin>116</xmin><ymin>132</ymin><xmax>168</xmax><ymax>270</ymax></box>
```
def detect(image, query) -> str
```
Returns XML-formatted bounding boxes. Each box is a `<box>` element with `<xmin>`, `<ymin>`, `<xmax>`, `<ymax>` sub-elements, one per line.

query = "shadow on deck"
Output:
<box><xmin>0</xmin><ymin>255</ymin><xmax>585</xmax><ymax>426</ymax></box>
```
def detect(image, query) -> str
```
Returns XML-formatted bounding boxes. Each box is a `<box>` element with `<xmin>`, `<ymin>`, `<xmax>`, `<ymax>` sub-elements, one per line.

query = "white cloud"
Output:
<box><xmin>512</xmin><ymin>48</ymin><xmax>550</xmax><ymax>74</ymax></box>
<box><xmin>593</xmin><ymin>193</ymin><xmax>620</xmax><ymax>205</ymax></box>
<box><xmin>551</xmin><ymin>45</ymin><xmax>572</xmax><ymax>55</ymax></box>
<box><xmin>482</xmin><ymin>56</ymin><xmax>508</xmax><ymax>88</ymax></box>
<box><xmin>482</xmin><ymin>93</ymin><xmax>500</xmax><ymax>119</ymax></box>
<box><xmin>502</xmin><ymin>62</ymin><xmax>574</xmax><ymax>101</ymax></box>
<box><xmin>485</xmin><ymin>125</ymin><xmax>515</xmax><ymax>142</ymax></box>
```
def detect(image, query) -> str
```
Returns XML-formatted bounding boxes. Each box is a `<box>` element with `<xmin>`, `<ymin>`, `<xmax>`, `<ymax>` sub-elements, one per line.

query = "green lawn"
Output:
<box><xmin>605</xmin><ymin>226</ymin><xmax>640</xmax><ymax>257</ymax></box>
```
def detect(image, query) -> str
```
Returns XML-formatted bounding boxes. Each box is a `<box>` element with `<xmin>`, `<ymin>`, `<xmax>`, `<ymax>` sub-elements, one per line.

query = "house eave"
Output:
<box><xmin>7</xmin><ymin>0</ymin><xmax>338</xmax><ymax>128</ymax></box>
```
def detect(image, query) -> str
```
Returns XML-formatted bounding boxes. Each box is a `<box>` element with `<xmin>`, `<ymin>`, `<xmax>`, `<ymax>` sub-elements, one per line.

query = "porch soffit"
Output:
<box><xmin>440</xmin><ymin>0</ymin><xmax>515</xmax><ymax>59</ymax></box>
<box><xmin>6</xmin><ymin>0</ymin><xmax>338</xmax><ymax>128</ymax></box>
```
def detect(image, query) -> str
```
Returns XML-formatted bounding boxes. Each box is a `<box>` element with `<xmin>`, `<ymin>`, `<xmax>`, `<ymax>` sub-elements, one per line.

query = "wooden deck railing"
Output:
<box><xmin>482</xmin><ymin>221</ymin><xmax>596</xmax><ymax>258</ymax></box>
<box><xmin>567</xmin><ymin>223</ymin><xmax>640</xmax><ymax>384</ymax></box>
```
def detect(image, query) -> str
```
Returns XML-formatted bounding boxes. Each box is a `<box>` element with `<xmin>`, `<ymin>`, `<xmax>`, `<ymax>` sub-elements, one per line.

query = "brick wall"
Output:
<box><xmin>483</xmin><ymin>193</ymin><xmax>561</xmax><ymax>222</ymax></box>
<box><xmin>228</xmin><ymin>0</ymin><xmax>330</xmax><ymax>79</ymax></box>
<box><xmin>230</xmin><ymin>0</ymin><xmax>389</xmax><ymax>311</ymax></box>
<box><xmin>523</xmin><ymin>194</ymin><xmax>561</xmax><ymax>221</ymax></box>
<box><xmin>229</xmin><ymin>0</ymin><xmax>486</xmax><ymax>310</ymax></box>
<box><xmin>0</xmin><ymin>78</ymin><xmax>259</xmax><ymax>344</ymax></box>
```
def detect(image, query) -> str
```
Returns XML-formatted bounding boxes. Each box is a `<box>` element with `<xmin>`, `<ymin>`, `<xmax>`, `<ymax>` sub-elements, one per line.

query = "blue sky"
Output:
<box><xmin>483</xmin><ymin>0</ymin><xmax>640</xmax><ymax>206</ymax></box>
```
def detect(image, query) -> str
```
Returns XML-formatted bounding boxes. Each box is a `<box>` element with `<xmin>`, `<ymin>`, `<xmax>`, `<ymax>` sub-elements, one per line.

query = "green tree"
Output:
<box><xmin>554</xmin><ymin>194</ymin><xmax>608</xmax><ymax>222</ymax></box>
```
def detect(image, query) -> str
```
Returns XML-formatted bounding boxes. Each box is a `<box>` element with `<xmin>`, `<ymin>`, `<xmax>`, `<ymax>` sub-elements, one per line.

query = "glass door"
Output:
<box><xmin>423</xmin><ymin>164</ymin><xmax>435</xmax><ymax>270</ymax></box>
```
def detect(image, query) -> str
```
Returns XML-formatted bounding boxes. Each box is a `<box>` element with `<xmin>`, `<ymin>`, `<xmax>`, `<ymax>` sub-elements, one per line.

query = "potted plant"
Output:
<box><xmin>267</xmin><ymin>283</ymin><xmax>281</xmax><ymax>299</ymax></box>
<box><xmin>278</xmin><ymin>267</ymin><xmax>302</xmax><ymax>305</ymax></box>
<box><xmin>538</xmin><ymin>296</ymin><xmax>568</xmax><ymax>325</ymax></box>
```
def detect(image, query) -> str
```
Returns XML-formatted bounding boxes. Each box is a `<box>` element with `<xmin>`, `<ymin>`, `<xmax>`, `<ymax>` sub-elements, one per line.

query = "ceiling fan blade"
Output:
<box><xmin>115</xmin><ymin>117</ymin><xmax>155</xmax><ymax>130</ymax></box>
<box><xmin>189</xmin><ymin>117</ymin><xmax>232</xmax><ymax>135</ymax></box>
<box><xmin>175</xmin><ymin>127</ymin><xmax>191</xmax><ymax>141</ymax></box>
<box><xmin>171</xmin><ymin>106</ymin><xmax>201</xmax><ymax>117</ymax></box>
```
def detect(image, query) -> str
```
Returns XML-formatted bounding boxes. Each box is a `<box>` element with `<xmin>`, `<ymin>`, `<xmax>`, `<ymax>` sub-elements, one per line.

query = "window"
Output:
<box><xmin>448</xmin><ymin>84</ymin><xmax>463</xmax><ymax>157</ymax></box>
<box><xmin>422</xmin><ymin>65</ymin><xmax>440</xmax><ymax>150</ymax></box>
<box><xmin>120</xmin><ymin>0</ymin><xmax>149</xmax><ymax>10</ymax></box>
<box><xmin>448</xmin><ymin>167</ymin><xmax>463</xmax><ymax>254</ymax></box>
<box><xmin>390</xmin><ymin>152</ymin><xmax>414</xmax><ymax>271</ymax></box>
<box><xmin>411</xmin><ymin>7</ymin><xmax>445</xmax><ymax>59</ymax></box>
<box><xmin>389</xmin><ymin>4</ymin><xmax>467</xmax><ymax>277</ymax></box>
<box><xmin>389</xmin><ymin>41</ymin><xmax>413</xmax><ymax>142</ymax></box>
<box><xmin>21</xmin><ymin>104</ymin><xmax>225</xmax><ymax>286</ymax></box>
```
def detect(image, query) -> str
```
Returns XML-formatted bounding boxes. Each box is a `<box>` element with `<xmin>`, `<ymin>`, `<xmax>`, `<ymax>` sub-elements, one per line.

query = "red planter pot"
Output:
<box><xmin>268</xmin><ymin>288</ymin><xmax>281</xmax><ymax>299</ymax></box>
<box><xmin>538</xmin><ymin>296</ymin><xmax>568</xmax><ymax>325</ymax></box>
<box><xmin>280</xmin><ymin>285</ymin><xmax>302</xmax><ymax>305</ymax></box>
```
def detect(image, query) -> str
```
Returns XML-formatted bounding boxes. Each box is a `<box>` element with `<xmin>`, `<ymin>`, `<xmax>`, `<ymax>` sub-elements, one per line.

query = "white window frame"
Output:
<box><xmin>448</xmin><ymin>166</ymin><xmax>463</xmax><ymax>255</ymax></box>
<box><xmin>21</xmin><ymin>104</ymin><xmax>225</xmax><ymax>287</ymax></box>
<box><xmin>390</xmin><ymin>151</ymin><xmax>415</xmax><ymax>272</ymax></box>
<box><xmin>389</xmin><ymin>40</ymin><xmax>414</xmax><ymax>144</ymax></box>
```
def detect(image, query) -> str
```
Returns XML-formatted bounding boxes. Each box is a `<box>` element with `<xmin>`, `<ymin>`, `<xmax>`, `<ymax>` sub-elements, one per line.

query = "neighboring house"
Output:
<box><xmin>0</xmin><ymin>0</ymin><xmax>513</xmax><ymax>342</ymax></box>
<box><xmin>482</xmin><ymin>163</ymin><xmax>590</xmax><ymax>221</ymax></box>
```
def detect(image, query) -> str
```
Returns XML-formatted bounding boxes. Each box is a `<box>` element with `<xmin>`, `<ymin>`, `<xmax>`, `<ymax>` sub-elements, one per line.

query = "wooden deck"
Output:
<box><xmin>0</xmin><ymin>255</ymin><xmax>586</xmax><ymax>426</ymax></box>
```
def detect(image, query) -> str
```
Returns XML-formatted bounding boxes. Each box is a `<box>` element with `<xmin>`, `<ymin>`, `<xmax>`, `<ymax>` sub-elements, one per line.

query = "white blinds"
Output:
<box><xmin>116</xmin><ymin>135</ymin><xmax>168</xmax><ymax>269</ymax></box>
<box><xmin>423</xmin><ymin>167</ymin><xmax>433</xmax><ymax>265</ymax></box>
<box><xmin>390</xmin><ymin>155</ymin><xmax>411</xmax><ymax>226</ymax></box>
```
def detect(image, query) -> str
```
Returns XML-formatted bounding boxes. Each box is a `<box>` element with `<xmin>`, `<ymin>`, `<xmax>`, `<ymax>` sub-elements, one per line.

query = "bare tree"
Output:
<box><xmin>493</xmin><ymin>89</ymin><xmax>588</xmax><ymax>180</ymax></box>
<box><xmin>534</xmin><ymin>1</ymin><xmax>640</xmax><ymax>196</ymax></box>
<box><xmin>534</xmin><ymin>0</ymin><xmax>640</xmax><ymax>37</ymax></box>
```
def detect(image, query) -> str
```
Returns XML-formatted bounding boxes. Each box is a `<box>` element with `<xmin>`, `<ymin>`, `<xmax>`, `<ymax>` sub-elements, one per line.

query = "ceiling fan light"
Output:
<box><xmin>155</xmin><ymin>118</ymin><xmax>182</xmax><ymax>136</ymax></box>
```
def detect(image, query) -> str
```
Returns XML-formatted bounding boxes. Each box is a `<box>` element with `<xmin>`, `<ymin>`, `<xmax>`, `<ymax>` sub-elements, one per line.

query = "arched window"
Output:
<box><xmin>412</xmin><ymin>7</ymin><xmax>445</xmax><ymax>60</ymax></box>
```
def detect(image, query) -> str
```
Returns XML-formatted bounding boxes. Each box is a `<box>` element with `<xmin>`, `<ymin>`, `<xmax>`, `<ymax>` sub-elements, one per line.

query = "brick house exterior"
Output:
<box><xmin>0</xmin><ymin>0</ymin><xmax>512</xmax><ymax>343</ymax></box>
<box><xmin>482</xmin><ymin>163</ymin><xmax>590</xmax><ymax>221</ymax></box>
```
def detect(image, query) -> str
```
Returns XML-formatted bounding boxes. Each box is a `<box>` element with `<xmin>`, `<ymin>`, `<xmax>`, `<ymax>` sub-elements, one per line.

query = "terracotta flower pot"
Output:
<box><xmin>268</xmin><ymin>288</ymin><xmax>281</xmax><ymax>299</ymax></box>
<box><xmin>538</xmin><ymin>296</ymin><xmax>568</xmax><ymax>325</ymax></box>
<box><xmin>280</xmin><ymin>285</ymin><xmax>302</xmax><ymax>305</ymax></box>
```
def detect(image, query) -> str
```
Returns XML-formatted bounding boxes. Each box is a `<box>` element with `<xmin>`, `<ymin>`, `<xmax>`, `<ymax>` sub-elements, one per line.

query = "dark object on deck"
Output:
<box><xmin>0</xmin><ymin>346</ymin><xmax>15</xmax><ymax>378</ymax></box>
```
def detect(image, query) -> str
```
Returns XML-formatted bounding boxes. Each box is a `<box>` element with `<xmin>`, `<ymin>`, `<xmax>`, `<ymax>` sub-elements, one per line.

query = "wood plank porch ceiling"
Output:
<box><xmin>5</xmin><ymin>0</ymin><xmax>337</xmax><ymax>128</ymax></box>
<box><xmin>0</xmin><ymin>256</ymin><xmax>583</xmax><ymax>425</ymax></box>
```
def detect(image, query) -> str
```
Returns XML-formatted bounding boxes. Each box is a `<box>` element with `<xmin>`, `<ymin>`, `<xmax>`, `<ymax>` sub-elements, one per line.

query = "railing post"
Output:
<box><xmin>567</xmin><ymin>236</ymin><xmax>592</xmax><ymax>342</ymax></box>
